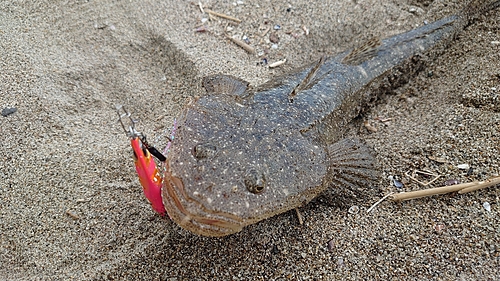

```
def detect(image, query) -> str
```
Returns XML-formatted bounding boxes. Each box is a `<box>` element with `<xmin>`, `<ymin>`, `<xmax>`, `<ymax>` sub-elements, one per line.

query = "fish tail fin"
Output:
<box><xmin>462</xmin><ymin>0</ymin><xmax>500</xmax><ymax>21</ymax></box>
<box><xmin>320</xmin><ymin>139</ymin><xmax>379</xmax><ymax>207</ymax></box>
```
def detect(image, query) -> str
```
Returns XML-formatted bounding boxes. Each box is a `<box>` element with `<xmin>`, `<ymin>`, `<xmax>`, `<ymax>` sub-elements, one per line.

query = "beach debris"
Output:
<box><xmin>242</xmin><ymin>35</ymin><xmax>250</xmax><ymax>44</ymax></box>
<box><xmin>348</xmin><ymin>205</ymin><xmax>359</xmax><ymax>214</ymax></box>
<box><xmin>363</xmin><ymin>120</ymin><xmax>377</xmax><ymax>132</ymax></box>
<box><xmin>269</xmin><ymin>32</ymin><xmax>279</xmax><ymax>43</ymax></box>
<box><xmin>226</xmin><ymin>34</ymin><xmax>256</xmax><ymax>54</ymax></box>
<box><xmin>374</xmin><ymin>116</ymin><xmax>393</xmax><ymax>123</ymax></box>
<box><xmin>65</xmin><ymin>209</ymin><xmax>80</xmax><ymax>220</ymax></box>
<box><xmin>457</xmin><ymin>163</ymin><xmax>470</xmax><ymax>170</ymax></box>
<box><xmin>302</xmin><ymin>25</ymin><xmax>309</xmax><ymax>35</ymax></box>
<box><xmin>405</xmin><ymin>170</ymin><xmax>441</xmax><ymax>186</ymax></box>
<box><xmin>428</xmin><ymin>155</ymin><xmax>447</xmax><ymax>163</ymax></box>
<box><xmin>273</xmin><ymin>24</ymin><xmax>281</xmax><ymax>30</ymax></box>
<box><xmin>1</xmin><ymin>107</ymin><xmax>17</xmax><ymax>117</ymax></box>
<box><xmin>467</xmin><ymin>167</ymin><xmax>473</xmax><ymax>176</ymax></box>
<box><xmin>391</xmin><ymin>175</ymin><xmax>500</xmax><ymax>201</ymax></box>
<box><xmin>388</xmin><ymin>175</ymin><xmax>404</xmax><ymax>188</ymax></box>
<box><xmin>268</xmin><ymin>59</ymin><xmax>286</xmax><ymax>68</ymax></box>
<box><xmin>336</xmin><ymin>257</ymin><xmax>344</xmax><ymax>267</ymax></box>
<box><xmin>198</xmin><ymin>1</ymin><xmax>204</xmax><ymax>13</ymax></box>
<box><xmin>260</xmin><ymin>26</ymin><xmax>271</xmax><ymax>37</ymax></box>
<box><xmin>195</xmin><ymin>26</ymin><xmax>209</xmax><ymax>33</ymax></box>
<box><xmin>205</xmin><ymin>9</ymin><xmax>242</xmax><ymax>23</ymax></box>
<box><xmin>327</xmin><ymin>240</ymin><xmax>335</xmax><ymax>252</ymax></box>
<box><xmin>434</xmin><ymin>223</ymin><xmax>445</xmax><ymax>233</ymax></box>
<box><xmin>393</xmin><ymin>179</ymin><xmax>404</xmax><ymax>188</ymax></box>
<box><xmin>366</xmin><ymin>192</ymin><xmax>394</xmax><ymax>213</ymax></box>
<box><xmin>294</xmin><ymin>208</ymin><xmax>303</xmax><ymax>225</ymax></box>
<box><xmin>444</xmin><ymin>179</ymin><xmax>460</xmax><ymax>186</ymax></box>
<box><xmin>483</xmin><ymin>202</ymin><xmax>491</xmax><ymax>212</ymax></box>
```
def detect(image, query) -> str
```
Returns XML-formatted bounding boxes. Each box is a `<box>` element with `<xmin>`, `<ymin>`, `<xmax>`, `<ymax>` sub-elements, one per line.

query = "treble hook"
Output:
<box><xmin>115</xmin><ymin>104</ymin><xmax>166</xmax><ymax>162</ymax></box>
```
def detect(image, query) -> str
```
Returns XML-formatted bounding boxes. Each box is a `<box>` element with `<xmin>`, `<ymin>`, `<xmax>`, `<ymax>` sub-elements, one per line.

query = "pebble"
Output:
<box><xmin>434</xmin><ymin>224</ymin><xmax>445</xmax><ymax>233</ymax></box>
<box><xmin>408</xmin><ymin>6</ymin><xmax>424</xmax><ymax>15</ymax></box>
<box><xmin>393</xmin><ymin>179</ymin><xmax>403</xmax><ymax>188</ymax></box>
<box><xmin>457</xmin><ymin>164</ymin><xmax>470</xmax><ymax>170</ymax></box>
<box><xmin>444</xmin><ymin>179</ymin><xmax>460</xmax><ymax>186</ymax></box>
<box><xmin>327</xmin><ymin>240</ymin><xmax>335</xmax><ymax>252</ymax></box>
<box><xmin>269</xmin><ymin>32</ymin><xmax>279</xmax><ymax>43</ymax></box>
<box><xmin>388</xmin><ymin>175</ymin><xmax>403</xmax><ymax>188</ymax></box>
<box><xmin>2</xmin><ymin>107</ymin><xmax>17</xmax><ymax>117</ymax></box>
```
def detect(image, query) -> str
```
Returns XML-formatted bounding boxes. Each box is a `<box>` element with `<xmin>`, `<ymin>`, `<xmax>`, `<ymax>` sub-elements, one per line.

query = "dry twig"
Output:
<box><xmin>391</xmin><ymin>175</ymin><xmax>500</xmax><ymax>201</ymax></box>
<box><xmin>66</xmin><ymin>209</ymin><xmax>80</xmax><ymax>220</ymax></box>
<box><xmin>367</xmin><ymin>192</ymin><xmax>394</xmax><ymax>213</ymax></box>
<box><xmin>405</xmin><ymin>170</ymin><xmax>441</xmax><ymax>186</ymax></box>
<box><xmin>205</xmin><ymin>9</ymin><xmax>242</xmax><ymax>23</ymax></box>
<box><xmin>225</xmin><ymin>35</ymin><xmax>255</xmax><ymax>54</ymax></box>
<box><xmin>295</xmin><ymin>208</ymin><xmax>304</xmax><ymax>225</ymax></box>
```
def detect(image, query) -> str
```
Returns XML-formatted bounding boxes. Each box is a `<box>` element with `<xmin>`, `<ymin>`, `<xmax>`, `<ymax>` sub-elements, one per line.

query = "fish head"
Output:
<box><xmin>162</xmin><ymin>76</ymin><xmax>328</xmax><ymax>237</ymax></box>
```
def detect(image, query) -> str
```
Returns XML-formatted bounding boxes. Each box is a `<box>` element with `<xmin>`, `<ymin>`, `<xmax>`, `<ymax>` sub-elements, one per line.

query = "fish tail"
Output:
<box><xmin>462</xmin><ymin>0</ymin><xmax>500</xmax><ymax>21</ymax></box>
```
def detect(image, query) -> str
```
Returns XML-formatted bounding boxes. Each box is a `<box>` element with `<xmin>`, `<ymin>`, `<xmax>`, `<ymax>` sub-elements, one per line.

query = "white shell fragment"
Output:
<box><xmin>457</xmin><ymin>164</ymin><xmax>470</xmax><ymax>170</ymax></box>
<box><xmin>483</xmin><ymin>202</ymin><xmax>491</xmax><ymax>212</ymax></box>
<box><xmin>348</xmin><ymin>205</ymin><xmax>360</xmax><ymax>214</ymax></box>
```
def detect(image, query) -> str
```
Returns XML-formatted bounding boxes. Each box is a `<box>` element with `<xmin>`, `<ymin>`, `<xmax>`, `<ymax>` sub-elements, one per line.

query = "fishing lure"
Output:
<box><xmin>116</xmin><ymin>105</ymin><xmax>167</xmax><ymax>215</ymax></box>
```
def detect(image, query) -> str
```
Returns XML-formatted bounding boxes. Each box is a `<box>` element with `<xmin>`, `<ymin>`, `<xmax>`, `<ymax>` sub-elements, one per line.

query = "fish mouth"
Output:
<box><xmin>162</xmin><ymin>162</ymin><xmax>245</xmax><ymax>237</ymax></box>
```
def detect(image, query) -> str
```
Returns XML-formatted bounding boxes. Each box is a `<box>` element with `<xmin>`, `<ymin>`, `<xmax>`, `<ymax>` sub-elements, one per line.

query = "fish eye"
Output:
<box><xmin>244</xmin><ymin>169</ymin><xmax>265</xmax><ymax>194</ymax></box>
<box><xmin>192</xmin><ymin>143</ymin><xmax>217</xmax><ymax>159</ymax></box>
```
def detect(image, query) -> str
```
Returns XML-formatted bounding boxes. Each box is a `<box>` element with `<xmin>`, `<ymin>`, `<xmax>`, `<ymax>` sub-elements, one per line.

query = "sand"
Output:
<box><xmin>1</xmin><ymin>0</ymin><xmax>499</xmax><ymax>280</ymax></box>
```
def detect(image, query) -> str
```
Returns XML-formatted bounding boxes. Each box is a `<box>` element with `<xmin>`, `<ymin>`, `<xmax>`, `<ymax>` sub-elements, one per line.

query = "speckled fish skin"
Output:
<box><xmin>162</xmin><ymin>0</ymin><xmax>500</xmax><ymax>237</ymax></box>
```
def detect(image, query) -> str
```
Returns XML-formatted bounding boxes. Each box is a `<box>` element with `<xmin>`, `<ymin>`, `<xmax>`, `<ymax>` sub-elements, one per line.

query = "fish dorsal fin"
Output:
<box><xmin>202</xmin><ymin>74</ymin><xmax>249</xmax><ymax>97</ymax></box>
<box><xmin>289</xmin><ymin>56</ymin><xmax>326</xmax><ymax>102</ymax></box>
<box><xmin>342</xmin><ymin>37</ymin><xmax>382</xmax><ymax>65</ymax></box>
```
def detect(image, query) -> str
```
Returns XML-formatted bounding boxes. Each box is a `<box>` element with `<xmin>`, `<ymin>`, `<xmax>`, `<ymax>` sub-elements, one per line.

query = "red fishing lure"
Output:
<box><xmin>116</xmin><ymin>105</ymin><xmax>166</xmax><ymax>215</ymax></box>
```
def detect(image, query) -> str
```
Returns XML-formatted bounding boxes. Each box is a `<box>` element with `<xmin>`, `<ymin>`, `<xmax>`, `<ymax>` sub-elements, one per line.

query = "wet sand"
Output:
<box><xmin>1</xmin><ymin>0</ymin><xmax>499</xmax><ymax>280</ymax></box>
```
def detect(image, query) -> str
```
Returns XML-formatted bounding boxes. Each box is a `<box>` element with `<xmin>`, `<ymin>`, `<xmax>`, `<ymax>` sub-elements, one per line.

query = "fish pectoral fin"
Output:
<box><xmin>323</xmin><ymin>138</ymin><xmax>379</xmax><ymax>205</ymax></box>
<box><xmin>341</xmin><ymin>37</ymin><xmax>382</xmax><ymax>65</ymax></box>
<box><xmin>202</xmin><ymin>74</ymin><xmax>249</xmax><ymax>97</ymax></box>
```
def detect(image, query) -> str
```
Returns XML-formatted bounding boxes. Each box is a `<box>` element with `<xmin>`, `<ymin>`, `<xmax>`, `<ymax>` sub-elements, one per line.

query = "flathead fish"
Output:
<box><xmin>161</xmin><ymin>0</ymin><xmax>500</xmax><ymax>236</ymax></box>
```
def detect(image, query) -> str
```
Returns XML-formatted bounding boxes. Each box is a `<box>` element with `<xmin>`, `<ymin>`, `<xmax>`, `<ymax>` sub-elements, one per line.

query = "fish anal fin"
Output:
<box><xmin>342</xmin><ymin>37</ymin><xmax>382</xmax><ymax>66</ymax></box>
<box><xmin>202</xmin><ymin>74</ymin><xmax>249</xmax><ymax>97</ymax></box>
